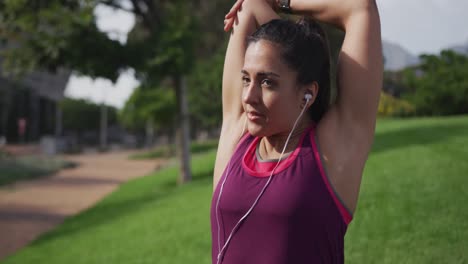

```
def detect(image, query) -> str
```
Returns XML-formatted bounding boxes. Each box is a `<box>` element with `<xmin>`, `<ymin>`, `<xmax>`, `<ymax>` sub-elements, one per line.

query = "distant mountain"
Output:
<box><xmin>381</xmin><ymin>38</ymin><xmax>468</xmax><ymax>71</ymax></box>
<box><xmin>447</xmin><ymin>39</ymin><xmax>468</xmax><ymax>55</ymax></box>
<box><xmin>382</xmin><ymin>40</ymin><xmax>420</xmax><ymax>71</ymax></box>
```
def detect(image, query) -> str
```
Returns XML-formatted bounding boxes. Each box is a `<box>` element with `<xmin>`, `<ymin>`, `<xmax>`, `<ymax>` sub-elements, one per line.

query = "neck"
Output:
<box><xmin>260</xmin><ymin>120</ymin><xmax>313</xmax><ymax>160</ymax></box>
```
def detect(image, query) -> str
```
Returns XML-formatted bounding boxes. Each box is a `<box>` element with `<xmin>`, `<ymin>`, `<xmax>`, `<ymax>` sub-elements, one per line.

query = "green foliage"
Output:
<box><xmin>126</xmin><ymin>0</ymin><xmax>198</xmax><ymax>84</ymax></box>
<box><xmin>0</xmin><ymin>0</ymin><xmax>198</xmax><ymax>82</ymax></box>
<box><xmin>0</xmin><ymin>155</ymin><xmax>76</xmax><ymax>186</ymax></box>
<box><xmin>150</xmin><ymin>3</ymin><xmax>197</xmax><ymax>75</ymax></box>
<box><xmin>378</xmin><ymin>92</ymin><xmax>415</xmax><ymax>117</ymax></box>
<box><xmin>119</xmin><ymin>86</ymin><xmax>176</xmax><ymax>131</ymax></box>
<box><xmin>383</xmin><ymin>71</ymin><xmax>408</xmax><ymax>97</ymax></box>
<box><xmin>188</xmin><ymin>46</ymin><xmax>225</xmax><ymax>129</ymax></box>
<box><xmin>0</xmin><ymin>0</ymin><xmax>126</xmax><ymax>81</ymax></box>
<box><xmin>60</xmin><ymin>98</ymin><xmax>118</xmax><ymax>131</ymax></box>
<box><xmin>402</xmin><ymin>50</ymin><xmax>468</xmax><ymax>116</ymax></box>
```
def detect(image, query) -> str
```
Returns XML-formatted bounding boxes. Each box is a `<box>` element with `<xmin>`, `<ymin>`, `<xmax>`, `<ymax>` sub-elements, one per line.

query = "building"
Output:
<box><xmin>0</xmin><ymin>56</ymin><xmax>70</xmax><ymax>144</ymax></box>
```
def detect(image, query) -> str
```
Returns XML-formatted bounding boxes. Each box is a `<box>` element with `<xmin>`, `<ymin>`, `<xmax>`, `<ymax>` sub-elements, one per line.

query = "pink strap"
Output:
<box><xmin>310</xmin><ymin>127</ymin><xmax>353</xmax><ymax>225</ymax></box>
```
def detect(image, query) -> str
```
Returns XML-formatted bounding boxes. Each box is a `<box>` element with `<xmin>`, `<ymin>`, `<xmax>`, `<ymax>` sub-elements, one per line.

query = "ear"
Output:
<box><xmin>301</xmin><ymin>81</ymin><xmax>319</xmax><ymax>109</ymax></box>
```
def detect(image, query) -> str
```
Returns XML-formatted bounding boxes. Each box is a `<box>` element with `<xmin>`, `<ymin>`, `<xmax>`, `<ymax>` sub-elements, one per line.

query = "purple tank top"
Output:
<box><xmin>210</xmin><ymin>123</ymin><xmax>353</xmax><ymax>264</ymax></box>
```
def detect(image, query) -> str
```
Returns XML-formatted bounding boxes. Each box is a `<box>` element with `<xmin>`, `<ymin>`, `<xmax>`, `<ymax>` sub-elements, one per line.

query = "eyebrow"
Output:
<box><xmin>241</xmin><ymin>70</ymin><xmax>280</xmax><ymax>78</ymax></box>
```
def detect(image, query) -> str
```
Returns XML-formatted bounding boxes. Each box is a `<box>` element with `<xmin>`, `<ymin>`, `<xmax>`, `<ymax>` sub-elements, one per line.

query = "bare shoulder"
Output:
<box><xmin>315</xmin><ymin>105</ymin><xmax>376</xmax><ymax>214</ymax></box>
<box><xmin>213</xmin><ymin>114</ymin><xmax>248</xmax><ymax>192</ymax></box>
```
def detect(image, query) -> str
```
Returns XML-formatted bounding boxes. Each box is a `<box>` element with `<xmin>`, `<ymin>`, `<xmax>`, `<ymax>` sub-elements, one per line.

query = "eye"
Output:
<box><xmin>242</xmin><ymin>76</ymin><xmax>250</xmax><ymax>86</ymax></box>
<box><xmin>261</xmin><ymin>79</ymin><xmax>273</xmax><ymax>88</ymax></box>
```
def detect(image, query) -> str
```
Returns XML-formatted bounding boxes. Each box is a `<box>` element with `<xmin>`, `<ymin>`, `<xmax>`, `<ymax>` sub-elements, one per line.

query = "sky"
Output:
<box><xmin>64</xmin><ymin>0</ymin><xmax>468</xmax><ymax>109</ymax></box>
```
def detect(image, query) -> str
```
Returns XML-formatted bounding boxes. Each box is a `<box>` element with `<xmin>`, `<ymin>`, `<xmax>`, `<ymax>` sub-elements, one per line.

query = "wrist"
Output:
<box><xmin>276</xmin><ymin>0</ymin><xmax>291</xmax><ymax>14</ymax></box>
<box><xmin>243</xmin><ymin>0</ymin><xmax>280</xmax><ymax>26</ymax></box>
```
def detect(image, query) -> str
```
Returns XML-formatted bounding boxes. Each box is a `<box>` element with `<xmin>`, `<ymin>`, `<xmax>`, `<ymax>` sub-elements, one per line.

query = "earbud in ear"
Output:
<box><xmin>304</xmin><ymin>93</ymin><xmax>312</xmax><ymax>101</ymax></box>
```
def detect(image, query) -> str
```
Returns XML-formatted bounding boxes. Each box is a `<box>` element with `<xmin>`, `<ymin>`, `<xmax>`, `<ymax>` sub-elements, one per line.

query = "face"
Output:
<box><xmin>242</xmin><ymin>40</ymin><xmax>308</xmax><ymax>137</ymax></box>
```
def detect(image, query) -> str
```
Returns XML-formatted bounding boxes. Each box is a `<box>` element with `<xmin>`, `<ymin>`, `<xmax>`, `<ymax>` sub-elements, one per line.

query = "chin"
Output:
<box><xmin>247</xmin><ymin>121</ymin><xmax>269</xmax><ymax>137</ymax></box>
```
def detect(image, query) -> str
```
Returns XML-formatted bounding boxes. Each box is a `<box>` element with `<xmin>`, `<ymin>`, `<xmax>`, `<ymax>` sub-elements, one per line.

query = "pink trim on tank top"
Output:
<box><xmin>241</xmin><ymin>126</ymin><xmax>312</xmax><ymax>177</ymax></box>
<box><xmin>309</xmin><ymin>127</ymin><xmax>353</xmax><ymax>225</ymax></box>
<box><xmin>252</xmin><ymin>157</ymin><xmax>281</xmax><ymax>173</ymax></box>
<box><xmin>238</xmin><ymin>124</ymin><xmax>352</xmax><ymax>225</ymax></box>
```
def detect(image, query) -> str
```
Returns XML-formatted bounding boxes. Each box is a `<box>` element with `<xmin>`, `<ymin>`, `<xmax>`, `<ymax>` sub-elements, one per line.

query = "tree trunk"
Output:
<box><xmin>174</xmin><ymin>74</ymin><xmax>192</xmax><ymax>184</ymax></box>
<box><xmin>145</xmin><ymin>118</ymin><xmax>154</xmax><ymax>149</ymax></box>
<box><xmin>100</xmin><ymin>102</ymin><xmax>108</xmax><ymax>151</ymax></box>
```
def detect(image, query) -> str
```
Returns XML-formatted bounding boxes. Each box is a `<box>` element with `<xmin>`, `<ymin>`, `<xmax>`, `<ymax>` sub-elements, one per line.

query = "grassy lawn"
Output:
<box><xmin>0</xmin><ymin>154</ymin><xmax>77</xmax><ymax>186</ymax></box>
<box><xmin>2</xmin><ymin>115</ymin><xmax>468</xmax><ymax>263</ymax></box>
<box><xmin>345</xmin><ymin>115</ymin><xmax>468</xmax><ymax>263</ymax></box>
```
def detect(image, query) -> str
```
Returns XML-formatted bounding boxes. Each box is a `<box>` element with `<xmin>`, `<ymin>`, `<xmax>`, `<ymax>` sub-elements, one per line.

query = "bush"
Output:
<box><xmin>402</xmin><ymin>50</ymin><xmax>468</xmax><ymax>116</ymax></box>
<box><xmin>0</xmin><ymin>155</ymin><xmax>77</xmax><ymax>186</ymax></box>
<box><xmin>378</xmin><ymin>92</ymin><xmax>416</xmax><ymax>117</ymax></box>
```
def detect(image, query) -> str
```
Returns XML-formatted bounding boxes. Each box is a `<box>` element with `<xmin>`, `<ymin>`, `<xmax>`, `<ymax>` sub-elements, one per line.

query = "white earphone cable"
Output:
<box><xmin>215</xmin><ymin>115</ymin><xmax>247</xmax><ymax>255</ymax></box>
<box><xmin>216</xmin><ymin>97</ymin><xmax>311</xmax><ymax>264</ymax></box>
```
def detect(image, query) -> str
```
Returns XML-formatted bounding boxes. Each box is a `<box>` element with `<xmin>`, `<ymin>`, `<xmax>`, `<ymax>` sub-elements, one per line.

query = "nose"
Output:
<box><xmin>242</xmin><ymin>81</ymin><xmax>261</xmax><ymax>105</ymax></box>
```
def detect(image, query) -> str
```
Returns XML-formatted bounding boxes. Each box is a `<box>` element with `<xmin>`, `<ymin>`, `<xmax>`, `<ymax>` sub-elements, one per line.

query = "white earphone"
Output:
<box><xmin>215</xmin><ymin>92</ymin><xmax>313</xmax><ymax>264</ymax></box>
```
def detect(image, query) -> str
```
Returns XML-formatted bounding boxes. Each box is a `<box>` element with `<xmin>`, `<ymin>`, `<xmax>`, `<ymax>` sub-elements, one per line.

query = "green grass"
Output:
<box><xmin>0</xmin><ymin>154</ymin><xmax>77</xmax><ymax>186</ymax></box>
<box><xmin>129</xmin><ymin>139</ymin><xmax>219</xmax><ymax>160</ymax></box>
<box><xmin>345</xmin><ymin>115</ymin><xmax>468</xmax><ymax>263</ymax></box>
<box><xmin>2</xmin><ymin>115</ymin><xmax>468</xmax><ymax>263</ymax></box>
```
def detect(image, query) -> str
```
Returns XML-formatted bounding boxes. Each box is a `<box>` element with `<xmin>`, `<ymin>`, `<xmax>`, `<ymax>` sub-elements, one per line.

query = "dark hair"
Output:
<box><xmin>247</xmin><ymin>17</ymin><xmax>331</xmax><ymax>123</ymax></box>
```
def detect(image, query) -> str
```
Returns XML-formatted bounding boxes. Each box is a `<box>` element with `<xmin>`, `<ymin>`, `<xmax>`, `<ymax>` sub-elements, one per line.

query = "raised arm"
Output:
<box><xmin>291</xmin><ymin>0</ymin><xmax>383</xmax><ymax>149</ymax></box>
<box><xmin>221</xmin><ymin>0</ymin><xmax>279</xmax><ymax>123</ymax></box>
<box><xmin>335</xmin><ymin>4</ymin><xmax>382</xmax><ymax>146</ymax></box>
<box><xmin>284</xmin><ymin>0</ymin><xmax>382</xmax><ymax>212</ymax></box>
<box><xmin>213</xmin><ymin>0</ymin><xmax>279</xmax><ymax>190</ymax></box>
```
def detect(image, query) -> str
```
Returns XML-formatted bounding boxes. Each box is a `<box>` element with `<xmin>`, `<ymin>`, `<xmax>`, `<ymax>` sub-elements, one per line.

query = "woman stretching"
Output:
<box><xmin>210</xmin><ymin>0</ymin><xmax>382</xmax><ymax>263</ymax></box>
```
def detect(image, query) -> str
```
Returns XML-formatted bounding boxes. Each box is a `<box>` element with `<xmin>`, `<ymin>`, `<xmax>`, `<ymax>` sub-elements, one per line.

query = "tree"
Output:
<box><xmin>402</xmin><ymin>50</ymin><xmax>468</xmax><ymax>116</ymax></box>
<box><xmin>0</xmin><ymin>0</ymin><xmax>199</xmax><ymax>184</ymax></box>
<box><xmin>0</xmin><ymin>0</ymin><xmax>125</xmax><ymax>80</ymax></box>
<box><xmin>119</xmin><ymin>85</ymin><xmax>176</xmax><ymax>146</ymax></box>
<box><xmin>188</xmin><ymin>46</ymin><xmax>225</xmax><ymax>132</ymax></box>
<box><xmin>59</xmin><ymin>98</ymin><xmax>118</xmax><ymax>147</ymax></box>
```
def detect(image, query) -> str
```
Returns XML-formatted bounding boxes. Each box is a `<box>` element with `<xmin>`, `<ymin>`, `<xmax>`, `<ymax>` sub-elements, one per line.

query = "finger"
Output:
<box><xmin>224</xmin><ymin>18</ymin><xmax>230</xmax><ymax>31</ymax></box>
<box><xmin>225</xmin><ymin>12</ymin><xmax>235</xmax><ymax>19</ymax></box>
<box><xmin>235</xmin><ymin>0</ymin><xmax>245</xmax><ymax>9</ymax></box>
<box><xmin>224</xmin><ymin>19</ymin><xmax>229</xmax><ymax>30</ymax></box>
<box><xmin>226</xmin><ymin>16</ymin><xmax>236</xmax><ymax>31</ymax></box>
<box><xmin>224</xmin><ymin>18</ymin><xmax>231</xmax><ymax>32</ymax></box>
<box><xmin>225</xmin><ymin>12</ymin><xmax>234</xmax><ymax>19</ymax></box>
<box><xmin>225</xmin><ymin>7</ymin><xmax>237</xmax><ymax>19</ymax></box>
<box><xmin>233</xmin><ymin>0</ymin><xmax>245</xmax><ymax>13</ymax></box>
<box><xmin>226</xmin><ymin>0</ymin><xmax>244</xmax><ymax>19</ymax></box>
<box><xmin>224</xmin><ymin>17</ymin><xmax>234</xmax><ymax>32</ymax></box>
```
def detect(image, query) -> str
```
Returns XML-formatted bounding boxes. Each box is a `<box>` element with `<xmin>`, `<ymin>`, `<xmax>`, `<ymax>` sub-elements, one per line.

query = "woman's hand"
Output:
<box><xmin>290</xmin><ymin>0</ymin><xmax>377</xmax><ymax>30</ymax></box>
<box><xmin>224</xmin><ymin>0</ymin><xmax>377</xmax><ymax>32</ymax></box>
<box><xmin>224</xmin><ymin>0</ymin><xmax>244</xmax><ymax>32</ymax></box>
<box><xmin>224</xmin><ymin>0</ymin><xmax>278</xmax><ymax>32</ymax></box>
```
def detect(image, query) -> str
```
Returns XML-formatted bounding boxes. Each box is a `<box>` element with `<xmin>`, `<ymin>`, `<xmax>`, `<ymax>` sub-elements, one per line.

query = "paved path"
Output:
<box><xmin>0</xmin><ymin>150</ymin><xmax>165</xmax><ymax>260</ymax></box>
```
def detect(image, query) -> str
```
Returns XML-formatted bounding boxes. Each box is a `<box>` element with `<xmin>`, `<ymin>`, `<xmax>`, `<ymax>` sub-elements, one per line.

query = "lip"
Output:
<box><xmin>247</xmin><ymin>111</ymin><xmax>264</xmax><ymax>121</ymax></box>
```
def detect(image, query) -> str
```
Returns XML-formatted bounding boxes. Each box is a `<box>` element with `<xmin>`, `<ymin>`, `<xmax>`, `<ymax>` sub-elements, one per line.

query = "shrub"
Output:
<box><xmin>378</xmin><ymin>92</ymin><xmax>416</xmax><ymax>117</ymax></box>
